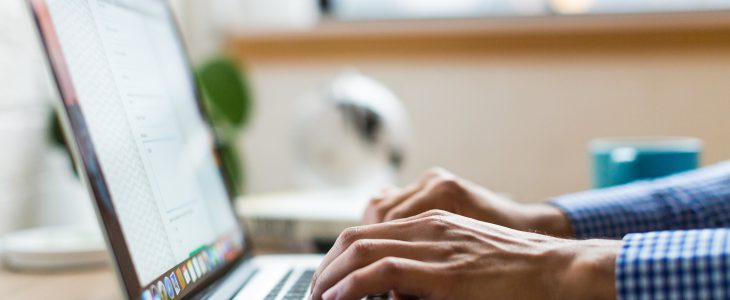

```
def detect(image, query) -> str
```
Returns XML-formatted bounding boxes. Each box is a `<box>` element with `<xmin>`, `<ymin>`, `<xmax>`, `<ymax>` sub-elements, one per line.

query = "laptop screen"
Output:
<box><xmin>30</xmin><ymin>0</ymin><xmax>246</xmax><ymax>298</ymax></box>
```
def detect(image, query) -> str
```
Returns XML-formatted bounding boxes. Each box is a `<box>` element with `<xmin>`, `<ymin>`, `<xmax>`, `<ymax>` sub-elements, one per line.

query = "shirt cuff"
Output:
<box><xmin>616</xmin><ymin>229</ymin><xmax>730</xmax><ymax>300</ymax></box>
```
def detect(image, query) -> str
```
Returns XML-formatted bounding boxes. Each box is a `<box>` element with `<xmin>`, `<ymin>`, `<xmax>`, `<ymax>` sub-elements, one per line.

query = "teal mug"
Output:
<box><xmin>590</xmin><ymin>137</ymin><xmax>702</xmax><ymax>188</ymax></box>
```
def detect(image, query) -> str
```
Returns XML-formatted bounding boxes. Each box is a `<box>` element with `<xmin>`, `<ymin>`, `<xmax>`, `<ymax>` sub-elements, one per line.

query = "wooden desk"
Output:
<box><xmin>0</xmin><ymin>265</ymin><xmax>121</xmax><ymax>300</ymax></box>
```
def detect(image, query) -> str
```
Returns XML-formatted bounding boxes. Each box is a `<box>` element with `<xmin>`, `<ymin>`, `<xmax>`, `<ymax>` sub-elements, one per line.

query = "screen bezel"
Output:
<box><xmin>28</xmin><ymin>0</ymin><xmax>251</xmax><ymax>298</ymax></box>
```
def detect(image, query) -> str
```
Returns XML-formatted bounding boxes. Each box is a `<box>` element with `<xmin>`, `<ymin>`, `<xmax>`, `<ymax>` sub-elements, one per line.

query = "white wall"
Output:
<box><xmin>0</xmin><ymin>0</ymin><xmax>57</xmax><ymax>233</ymax></box>
<box><xmin>0</xmin><ymin>0</ymin><xmax>48</xmax><ymax>110</ymax></box>
<box><xmin>238</xmin><ymin>47</ymin><xmax>730</xmax><ymax>202</ymax></box>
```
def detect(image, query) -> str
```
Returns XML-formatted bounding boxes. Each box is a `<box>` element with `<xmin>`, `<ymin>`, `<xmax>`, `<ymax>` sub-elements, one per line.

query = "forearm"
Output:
<box><xmin>520</xmin><ymin>203</ymin><xmax>575</xmax><ymax>238</ymax></box>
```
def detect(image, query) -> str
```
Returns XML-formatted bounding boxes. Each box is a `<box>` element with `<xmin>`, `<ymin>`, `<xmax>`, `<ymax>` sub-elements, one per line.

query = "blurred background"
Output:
<box><xmin>2</xmin><ymin>0</ymin><xmax>730</xmax><ymax>236</ymax></box>
<box><xmin>176</xmin><ymin>0</ymin><xmax>730</xmax><ymax>202</ymax></box>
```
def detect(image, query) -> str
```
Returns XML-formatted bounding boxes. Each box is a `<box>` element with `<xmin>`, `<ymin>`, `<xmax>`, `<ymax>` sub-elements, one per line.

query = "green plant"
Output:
<box><xmin>197</xmin><ymin>56</ymin><xmax>253</xmax><ymax>196</ymax></box>
<box><xmin>48</xmin><ymin>112</ymin><xmax>77</xmax><ymax>176</ymax></box>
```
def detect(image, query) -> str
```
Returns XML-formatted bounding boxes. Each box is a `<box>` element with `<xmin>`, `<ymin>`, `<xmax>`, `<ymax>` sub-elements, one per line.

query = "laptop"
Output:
<box><xmin>29</xmin><ymin>1</ymin><xmax>325</xmax><ymax>299</ymax></box>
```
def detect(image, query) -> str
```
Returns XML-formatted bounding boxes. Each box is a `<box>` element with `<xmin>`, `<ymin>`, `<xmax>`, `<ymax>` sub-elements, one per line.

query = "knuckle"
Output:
<box><xmin>378</xmin><ymin>257</ymin><xmax>402</xmax><ymax>275</ymax></box>
<box><xmin>425</xmin><ymin>215</ymin><xmax>451</xmax><ymax>232</ymax></box>
<box><xmin>433</xmin><ymin>177</ymin><xmax>463</xmax><ymax>193</ymax></box>
<box><xmin>425</xmin><ymin>209</ymin><xmax>449</xmax><ymax>216</ymax></box>
<box><xmin>425</xmin><ymin>167</ymin><xmax>444</xmax><ymax>177</ymax></box>
<box><xmin>339</xmin><ymin>226</ymin><xmax>363</xmax><ymax>245</ymax></box>
<box><xmin>350</xmin><ymin>239</ymin><xmax>374</xmax><ymax>256</ymax></box>
<box><xmin>426</xmin><ymin>167</ymin><xmax>451</xmax><ymax>177</ymax></box>
<box><xmin>367</xmin><ymin>196</ymin><xmax>384</xmax><ymax>206</ymax></box>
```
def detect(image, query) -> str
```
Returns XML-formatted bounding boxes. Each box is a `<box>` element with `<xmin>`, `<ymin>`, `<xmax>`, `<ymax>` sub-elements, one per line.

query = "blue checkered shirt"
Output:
<box><xmin>551</xmin><ymin>161</ymin><xmax>730</xmax><ymax>299</ymax></box>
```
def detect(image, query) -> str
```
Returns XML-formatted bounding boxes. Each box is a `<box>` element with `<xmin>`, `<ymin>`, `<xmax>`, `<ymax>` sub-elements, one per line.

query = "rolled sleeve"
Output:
<box><xmin>550</xmin><ymin>161</ymin><xmax>730</xmax><ymax>239</ymax></box>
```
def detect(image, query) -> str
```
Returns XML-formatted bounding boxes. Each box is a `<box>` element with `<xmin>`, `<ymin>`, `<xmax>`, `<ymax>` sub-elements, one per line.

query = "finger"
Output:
<box><xmin>384</xmin><ymin>208</ymin><xmax>450</xmax><ymax>225</ymax></box>
<box><xmin>313</xmin><ymin>222</ymin><xmax>414</xmax><ymax>292</ymax></box>
<box><xmin>313</xmin><ymin>211</ymin><xmax>449</xmax><ymax>293</ymax></box>
<box><xmin>367</xmin><ymin>170</ymin><xmax>442</xmax><ymax>224</ymax></box>
<box><xmin>372</xmin><ymin>185</ymin><xmax>400</xmax><ymax>204</ymax></box>
<box><xmin>384</xmin><ymin>172</ymin><xmax>466</xmax><ymax>222</ymax></box>
<box><xmin>311</xmin><ymin>240</ymin><xmax>447</xmax><ymax>300</ymax></box>
<box><xmin>382</xmin><ymin>188</ymin><xmax>442</xmax><ymax>222</ymax></box>
<box><xmin>366</xmin><ymin>182</ymin><xmax>424</xmax><ymax>224</ymax></box>
<box><xmin>321</xmin><ymin>257</ymin><xmax>433</xmax><ymax>300</ymax></box>
<box><xmin>362</xmin><ymin>186</ymin><xmax>401</xmax><ymax>224</ymax></box>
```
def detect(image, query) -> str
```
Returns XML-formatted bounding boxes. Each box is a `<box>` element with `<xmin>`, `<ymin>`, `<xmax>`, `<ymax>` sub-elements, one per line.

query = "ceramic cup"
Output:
<box><xmin>590</xmin><ymin>137</ymin><xmax>702</xmax><ymax>188</ymax></box>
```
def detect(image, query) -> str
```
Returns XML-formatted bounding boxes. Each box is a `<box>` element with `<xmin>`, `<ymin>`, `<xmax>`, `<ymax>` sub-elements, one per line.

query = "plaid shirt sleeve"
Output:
<box><xmin>617</xmin><ymin>229</ymin><xmax>730</xmax><ymax>299</ymax></box>
<box><xmin>550</xmin><ymin>161</ymin><xmax>730</xmax><ymax>239</ymax></box>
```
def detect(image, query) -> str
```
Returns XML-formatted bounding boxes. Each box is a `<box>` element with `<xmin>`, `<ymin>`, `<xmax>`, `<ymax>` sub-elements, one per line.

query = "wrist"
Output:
<box><xmin>556</xmin><ymin>239</ymin><xmax>620</xmax><ymax>300</ymax></box>
<box><xmin>523</xmin><ymin>204</ymin><xmax>575</xmax><ymax>238</ymax></box>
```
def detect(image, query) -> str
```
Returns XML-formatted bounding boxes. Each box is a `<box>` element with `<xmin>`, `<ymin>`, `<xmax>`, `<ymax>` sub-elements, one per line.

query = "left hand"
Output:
<box><xmin>309</xmin><ymin>210</ymin><xmax>619</xmax><ymax>300</ymax></box>
<box><xmin>362</xmin><ymin>168</ymin><xmax>573</xmax><ymax>237</ymax></box>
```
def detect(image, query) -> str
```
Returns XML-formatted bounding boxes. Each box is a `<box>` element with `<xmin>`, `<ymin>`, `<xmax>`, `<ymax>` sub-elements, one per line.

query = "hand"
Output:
<box><xmin>310</xmin><ymin>210</ymin><xmax>620</xmax><ymax>300</ymax></box>
<box><xmin>363</xmin><ymin>168</ymin><xmax>574</xmax><ymax>237</ymax></box>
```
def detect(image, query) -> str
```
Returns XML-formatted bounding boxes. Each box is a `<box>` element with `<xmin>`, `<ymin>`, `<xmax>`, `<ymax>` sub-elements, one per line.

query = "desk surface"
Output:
<box><xmin>0</xmin><ymin>194</ymin><xmax>346</xmax><ymax>299</ymax></box>
<box><xmin>0</xmin><ymin>265</ymin><xmax>121</xmax><ymax>300</ymax></box>
<box><xmin>0</xmin><ymin>245</ymin><xmax>312</xmax><ymax>299</ymax></box>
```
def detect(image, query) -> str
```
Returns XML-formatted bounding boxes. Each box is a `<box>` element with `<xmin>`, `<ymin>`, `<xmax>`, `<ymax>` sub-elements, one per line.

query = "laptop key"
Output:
<box><xmin>264</xmin><ymin>269</ymin><xmax>293</xmax><ymax>300</ymax></box>
<box><xmin>282</xmin><ymin>269</ymin><xmax>316</xmax><ymax>299</ymax></box>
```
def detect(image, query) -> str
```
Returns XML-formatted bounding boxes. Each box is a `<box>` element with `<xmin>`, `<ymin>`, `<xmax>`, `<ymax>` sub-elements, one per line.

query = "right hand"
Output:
<box><xmin>362</xmin><ymin>168</ymin><xmax>574</xmax><ymax>237</ymax></box>
<box><xmin>311</xmin><ymin>210</ymin><xmax>618</xmax><ymax>300</ymax></box>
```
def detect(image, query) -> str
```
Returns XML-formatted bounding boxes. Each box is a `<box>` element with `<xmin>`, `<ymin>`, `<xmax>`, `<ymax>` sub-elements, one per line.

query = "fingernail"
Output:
<box><xmin>322</xmin><ymin>287</ymin><xmax>338</xmax><ymax>300</ymax></box>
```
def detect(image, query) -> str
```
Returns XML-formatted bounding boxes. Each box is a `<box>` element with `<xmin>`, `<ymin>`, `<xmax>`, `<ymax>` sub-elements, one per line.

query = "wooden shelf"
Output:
<box><xmin>226</xmin><ymin>11</ymin><xmax>730</xmax><ymax>61</ymax></box>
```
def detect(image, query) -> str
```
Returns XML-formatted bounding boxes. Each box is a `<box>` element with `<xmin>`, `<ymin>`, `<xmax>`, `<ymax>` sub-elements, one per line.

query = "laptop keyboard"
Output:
<box><xmin>254</xmin><ymin>268</ymin><xmax>388</xmax><ymax>300</ymax></box>
<box><xmin>261</xmin><ymin>268</ymin><xmax>315</xmax><ymax>300</ymax></box>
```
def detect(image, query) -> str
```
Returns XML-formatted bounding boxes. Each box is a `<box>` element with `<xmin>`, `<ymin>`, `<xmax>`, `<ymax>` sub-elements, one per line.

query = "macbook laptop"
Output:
<box><xmin>29</xmin><ymin>1</ymin><xmax>325</xmax><ymax>299</ymax></box>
